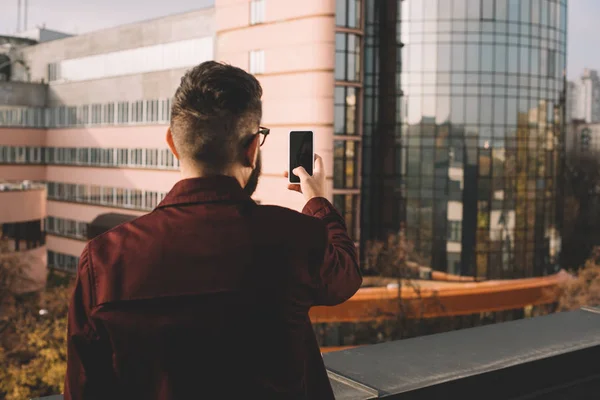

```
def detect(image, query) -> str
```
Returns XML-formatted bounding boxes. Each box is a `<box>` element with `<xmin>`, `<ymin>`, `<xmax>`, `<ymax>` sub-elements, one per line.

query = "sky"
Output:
<box><xmin>0</xmin><ymin>0</ymin><xmax>596</xmax><ymax>80</ymax></box>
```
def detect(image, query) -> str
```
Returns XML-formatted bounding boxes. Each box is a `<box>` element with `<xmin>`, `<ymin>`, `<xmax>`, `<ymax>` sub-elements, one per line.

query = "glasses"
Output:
<box><xmin>256</xmin><ymin>126</ymin><xmax>270</xmax><ymax>146</ymax></box>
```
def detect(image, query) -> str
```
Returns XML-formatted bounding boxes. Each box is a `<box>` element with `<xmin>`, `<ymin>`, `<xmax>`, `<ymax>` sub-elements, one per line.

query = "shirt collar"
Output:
<box><xmin>156</xmin><ymin>175</ymin><xmax>252</xmax><ymax>209</ymax></box>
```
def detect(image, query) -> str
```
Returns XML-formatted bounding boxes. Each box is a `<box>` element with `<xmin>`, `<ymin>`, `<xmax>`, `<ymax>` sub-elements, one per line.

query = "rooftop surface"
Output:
<box><xmin>31</xmin><ymin>306</ymin><xmax>600</xmax><ymax>399</ymax></box>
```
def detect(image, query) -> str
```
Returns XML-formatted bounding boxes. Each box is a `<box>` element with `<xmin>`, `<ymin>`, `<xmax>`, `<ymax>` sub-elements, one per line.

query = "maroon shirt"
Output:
<box><xmin>64</xmin><ymin>175</ymin><xmax>362</xmax><ymax>399</ymax></box>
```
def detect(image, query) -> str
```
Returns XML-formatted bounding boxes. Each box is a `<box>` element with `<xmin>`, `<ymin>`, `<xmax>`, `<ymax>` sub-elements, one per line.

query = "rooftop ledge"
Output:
<box><xmin>32</xmin><ymin>306</ymin><xmax>600</xmax><ymax>399</ymax></box>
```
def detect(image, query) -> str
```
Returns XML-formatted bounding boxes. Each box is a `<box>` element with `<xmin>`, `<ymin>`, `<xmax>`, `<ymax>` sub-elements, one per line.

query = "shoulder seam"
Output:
<box><xmin>85</xmin><ymin>242</ymin><xmax>98</xmax><ymax>308</ymax></box>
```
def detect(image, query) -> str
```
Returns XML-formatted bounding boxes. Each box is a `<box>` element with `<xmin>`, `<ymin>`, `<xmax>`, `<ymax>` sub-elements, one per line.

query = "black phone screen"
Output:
<box><xmin>289</xmin><ymin>131</ymin><xmax>313</xmax><ymax>183</ymax></box>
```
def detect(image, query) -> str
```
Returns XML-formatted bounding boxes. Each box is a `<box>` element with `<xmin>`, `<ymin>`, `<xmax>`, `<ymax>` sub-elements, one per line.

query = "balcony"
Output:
<box><xmin>32</xmin><ymin>306</ymin><xmax>600</xmax><ymax>399</ymax></box>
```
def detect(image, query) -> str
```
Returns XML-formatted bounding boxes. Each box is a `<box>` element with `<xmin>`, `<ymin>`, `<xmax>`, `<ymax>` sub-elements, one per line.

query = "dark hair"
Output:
<box><xmin>170</xmin><ymin>61</ymin><xmax>263</xmax><ymax>174</ymax></box>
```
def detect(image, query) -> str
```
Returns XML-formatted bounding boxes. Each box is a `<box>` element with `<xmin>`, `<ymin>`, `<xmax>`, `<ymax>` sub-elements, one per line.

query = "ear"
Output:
<box><xmin>245</xmin><ymin>134</ymin><xmax>260</xmax><ymax>169</ymax></box>
<box><xmin>166</xmin><ymin>128</ymin><xmax>180</xmax><ymax>159</ymax></box>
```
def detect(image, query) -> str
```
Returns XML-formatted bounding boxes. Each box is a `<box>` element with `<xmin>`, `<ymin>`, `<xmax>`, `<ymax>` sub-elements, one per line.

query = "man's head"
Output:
<box><xmin>167</xmin><ymin>61</ymin><xmax>265</xmax><ymax>195</ymax></box>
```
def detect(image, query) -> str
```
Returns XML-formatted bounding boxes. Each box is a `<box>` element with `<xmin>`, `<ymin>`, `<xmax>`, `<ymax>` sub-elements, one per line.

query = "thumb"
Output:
<box><xmin>293</xmin><ymin>166</ymin><xmax>309</xmax><ymax>179</ymax></box>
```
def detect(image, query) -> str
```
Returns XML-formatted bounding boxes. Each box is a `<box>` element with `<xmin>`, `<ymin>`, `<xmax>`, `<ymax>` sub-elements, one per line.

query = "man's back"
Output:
<box><xmin>64</xmin><ymin>176</ymin><xmax>362</xmax><ymax>399</ymax></box>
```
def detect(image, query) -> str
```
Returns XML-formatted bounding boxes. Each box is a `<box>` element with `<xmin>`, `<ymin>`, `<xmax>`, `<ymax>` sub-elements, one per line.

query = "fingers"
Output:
<box><xmin>287</xmin><ymin>184</ymin><xmax>302</xmax><ymax>193</ymax></box>
<box><xmin>314</xmin><ymin>154</ymin><xmax>324</xmax><ymax>174</ymax></box>
<box><xmin>292</xmin><ymin>166</ymin><xmax>309</xmax><ymax>179</ymax></box>
<box><xmin>284</xmin><ymin>171</ymin><xmax>302</xmax><ymax>192</ymax></box>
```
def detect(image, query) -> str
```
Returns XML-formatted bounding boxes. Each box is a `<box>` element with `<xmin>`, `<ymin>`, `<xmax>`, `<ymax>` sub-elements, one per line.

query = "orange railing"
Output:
<box><xmin>311</xmin><ymin>270</ymin><xmax>571</xmax><ymax>323</ymax></box>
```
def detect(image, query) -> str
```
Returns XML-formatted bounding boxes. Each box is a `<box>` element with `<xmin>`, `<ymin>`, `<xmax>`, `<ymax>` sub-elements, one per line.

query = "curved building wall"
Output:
<box><xmin>0</xmin><ymin>187</ymin><xmax>47</xmax><ymax>223</ymax></box>
<box><xmin>362</xmin><ymin>0</ymin><xmax>567</xmax><ymax>278</ymax></box>
<box><xmin>334</xmin><ymin>0</ymin><xmax>365</xmax><ymax>243</ymax></box>
<box><xmin>0</xmin><ymin>185</ymin><xmax>48</xmax><ymax>292</ymax></box>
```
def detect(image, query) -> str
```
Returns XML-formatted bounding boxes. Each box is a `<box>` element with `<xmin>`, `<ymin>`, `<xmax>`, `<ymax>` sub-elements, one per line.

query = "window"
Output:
<box><xmin>56</xmin><ymin>106</ymin><xmax>67</xmax><ymax>126</ymax></box>
<box><xmin>333</xmin><ymin>194</ymin><xmax>359</xmax><ymax>241</ymax></box>
<box><xmin>76</xmin><ymin>184</ymin><xmax>87</xmax><ymax>201</ymax></box>
<box><xmin>82</xmin><ymin>188</ymin><xmax>164</xmax><ymax>210</ymax></box>
<box><xmin>47</xmin><ymin>62</ymin><xmax>61</xmax><ymax>82</ymax></box>
<box><xmin>80</xmin><ymin>105</ymin><xmax>90</xmax><ymax>125</ymax></box>
<box><xmin>118</xmin><ymin>102</ymin><xmax>129</xmax><ymax>124</ymax></box>
<box><xmin>334</xmin><ymin>86</ymin><xmax>358</xmax><ymax>135</ymax></box>
<box><xmin>103</xmin><ymin>103</ymin><xmax>115</xmax><ymax>124</ymax></box>
<box><xmin>335</xmin><ymin>33</ymin><xmax>361</xmax><ymax>82</ymax></box>
<box><xmin>160</xmin><ymin>98</ymin><xmax>171</xmax><ymax>122</ymax></box>
<box><xmin>77</xmin><ymin>148</ymin><xmax>88</xmax><ymax>164</ymax></box>
<box><xmin>66</xmin><ymin>184</ymin><xmax>77</xmax><ymax>201</ymax></box>
<box><xmin>250</xmin><ymin>0</ymin><xmax>266</xmax><ymax>25</ymax></box>
<box><xmin>146</xmin><ymin>100</ymin><xmax>159</xmax><ymax>123</ymax></box>
<box><xmin>0</xmin><ymin>97</ymin><xmax>176</xmax><ymax>129</ymax></box>
<box><xmin>50</xmin><ymin>37</ymin><xmax>213</xmax><ymax>83</ymax></box>
<box><xmin>115</xmin><ymin>188</ymin><xmax>126</xmax><ymax>206</ymax></box>
<box><xmin>145</xmin><ymin>191</ymin><xmax>159</xmax><ymax>209</ymax></box>
<box><xmin>333</xmin><ymin>140</ymin><xmax>360</xmax><ymax>189</ymax></box>
<box><xmin>131</xmin><ymin>148</ymin><xmax>143</xmax><ymax>166</ymax></box>
<box><xmin>547</xmin><ymin>49</ymin><xmax>556</xmax><ymax>77</ymax></box>
<box><xmin>448</xmin><ymin>220</ymin><xmax>462</xmax><ymax>242</ymax></box>
<box><xmin>118</xmin><ymin>148</ymin><xmax>129</xmax><ymax>165</ymax></box>
<box><xmin>161</xmin><ymin>149</ymin><xmax>175</xmax><ymax>168</ymax></box>
<box><xmin>145</xmin><ymin>149</ymin><xmax>158</xmax><ymax>167</ymax></box>
<box><xmin>336</xmin><ymin>0</ymin><xmax>361</xmax><ymax>28</ymax></box>
<box><xmin>481</xmin><ymin>0</ymin><xmax>495</xmax><ymax>20</ymax></box>
<box><xmin>1</xmin><ymin>144</ymin><xmax>180</xmax><ymax>172</ymax></box>
<box><xmin>47</xmin><ymin>250</ymin><xmax>79</xmax><ymax>273</ymax></box>
<box><xmin>101</xmin><ymin>187</ymin><xmax>114</xmax><ymax>205</ymax></box>
<box><xmin>132</xmin><ymin>101</ymin><xmax>144</xmax><ymax>123</ymax></box>
<box><xmin>67</xmin><ymin>107</ymin><xmax>78</xmax><ymax>125</ymax></box>
<box><xmin>130</xmin><ymin>189</ymin><xmax>143</xmax><ymax>209</ymax></box>
<box><xmin>249</xmin><ymin>50</ymin><xmax>265</xmax><ymax>74</ymax></box>
<box><xmin>89</xmin><ymin>185</ymin><xmax>101</xmax><ymax>203</ymax></box>
<box><xmin>14</xmin><ymin>147</ymin><xmax>25</xmax><ymax>163</ymax></box>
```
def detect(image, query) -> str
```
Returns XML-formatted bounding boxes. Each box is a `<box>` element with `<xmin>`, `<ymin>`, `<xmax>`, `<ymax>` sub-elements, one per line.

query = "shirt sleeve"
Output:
<box><xmin>64</xmin><ymin>245</ymin><xmax>116</xmax><ymax>400</ymax></box>
<box><xmin>302</xmin><ymin>197</ymin><xmax>362</xmax><ymax>306</ymax></box>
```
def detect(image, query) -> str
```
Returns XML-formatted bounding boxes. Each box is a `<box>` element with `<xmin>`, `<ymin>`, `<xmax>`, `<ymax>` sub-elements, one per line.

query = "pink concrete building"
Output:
<box><xmin>0</xmin><ymin>181</ymin><xmax>47</xmax><ymax>292</ymax></box>
<box><xmin>0</xmin><ymin>1</ymin><xmax>361</xmax><ymax>272</ymax></box>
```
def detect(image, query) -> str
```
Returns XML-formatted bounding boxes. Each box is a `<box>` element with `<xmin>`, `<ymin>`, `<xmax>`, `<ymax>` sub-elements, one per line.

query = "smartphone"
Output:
<box><xmin>288</xmin><ymin>131</ymin><xmax>314</xmax><ymax>184</ymax></box>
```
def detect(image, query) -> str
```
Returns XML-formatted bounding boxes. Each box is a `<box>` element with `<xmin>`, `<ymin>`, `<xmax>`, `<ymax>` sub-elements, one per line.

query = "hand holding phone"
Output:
<box><xmin>288</xmin><ymin>131</ymin><xmax>314</xmax><ymax>183</ymax></box>
<box><xmin>284</xmin><ymin>155</ymin><xmax>326</xmax><ymax>202</ymax></box>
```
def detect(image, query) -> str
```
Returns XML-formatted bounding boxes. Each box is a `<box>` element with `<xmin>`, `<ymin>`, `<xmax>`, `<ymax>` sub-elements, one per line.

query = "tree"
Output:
<box><xmin>362</xmin><ymin>229</ymin><xmax>446</xmax><ymax>340</ymax></box>
<box><xmin>557</xmin><ymin>247</ymin><xmax>600</xmax><ymax>312</ymax></box>
<box><xmin>0</xmin><ymin>237</ymin><xmax>74</xmax><ymax>400</ymax></box>
<box><xmin>0</xmin><ymin>238</ymin><xmax>34</xmax><ymax>307</ymax></box>
<box><xmin>560</xmin><ymin>151</ymin><xmax>600</xmax><ymax>269</ymax></box>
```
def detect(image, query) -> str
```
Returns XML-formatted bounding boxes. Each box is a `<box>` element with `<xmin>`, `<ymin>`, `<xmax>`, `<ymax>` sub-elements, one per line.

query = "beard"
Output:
<box><xmin>243</xmin><ymin>151</ymin><xmax>262</xmax><ymax>197</ymax></box>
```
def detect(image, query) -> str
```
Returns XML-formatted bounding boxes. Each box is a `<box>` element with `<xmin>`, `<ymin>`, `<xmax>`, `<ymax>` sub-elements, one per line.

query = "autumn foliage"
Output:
<box><xmin>0</xmin><ymin>238</ymin><xmax>74</xmax><ymax>400</ymax></box>
<box><xmin>557</xmin><ymin>247</ymin><xmax>600</xmax><ymax>312</ymax></box>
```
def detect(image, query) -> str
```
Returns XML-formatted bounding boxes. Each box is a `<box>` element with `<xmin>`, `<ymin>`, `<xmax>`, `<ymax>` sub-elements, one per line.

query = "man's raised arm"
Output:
<box><xmin>302</xmin><ymin>197</ymin><xmax>362</xmax><ymax>305</ymax></box>
<box><xmin>286</xmin><ymin>154</ymin><xmax>362</xmax><ymax>306</ymax></box>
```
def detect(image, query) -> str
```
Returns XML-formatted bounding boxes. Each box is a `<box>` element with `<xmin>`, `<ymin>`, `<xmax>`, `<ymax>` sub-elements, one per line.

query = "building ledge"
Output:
<box><xmin>31</xmin><ymin>307</ymin><xmax>600</xmax><ymax>399</ymax></box>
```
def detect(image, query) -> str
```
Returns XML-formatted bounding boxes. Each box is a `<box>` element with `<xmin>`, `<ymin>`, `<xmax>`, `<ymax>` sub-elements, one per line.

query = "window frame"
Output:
<box><xmin>249</xmin><ymin>50</ymin><xmax>265</xmax><ymax>75</ymax></box>
<box><xmin>250</xmin><ymin>0</ymin><xmax>266</xmax><ymax>25</ymax></box>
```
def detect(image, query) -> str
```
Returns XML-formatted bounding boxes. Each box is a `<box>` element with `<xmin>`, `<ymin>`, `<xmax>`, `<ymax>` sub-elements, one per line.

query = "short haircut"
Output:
<box><xmin>170</xmin><ymin>61</ymin><xmax>263</xmax><ymax>174</ymax></box>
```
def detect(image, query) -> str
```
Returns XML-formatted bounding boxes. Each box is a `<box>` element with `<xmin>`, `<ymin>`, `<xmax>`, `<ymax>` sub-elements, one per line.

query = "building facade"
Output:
<box><xmin>568</xmin><ymin>68</ymin><xmax>600</xmax><ymax>123</ymax></box>
<box><xmin>0</xmin><ymin>9</ymin><xmax>216</xmax><ymax>272</ymax></box>
<box><xmin>360</xmin><ymin>0</ymin><xmax>567</xmax><ymax>278</ymax></box>
<box><xmin>0</xmin><ymin>0</ymin><xmax>567</xmax><ymax>279</ymax></box>
<box><xmin>0</xmin><ymin>180</ymin><xmax>47</xmax><ymax>292</ymax></box>
<box><xmin>566</xmin><ymin>121</ymin><xmax>600</xmax><ymax>156</ymax></box>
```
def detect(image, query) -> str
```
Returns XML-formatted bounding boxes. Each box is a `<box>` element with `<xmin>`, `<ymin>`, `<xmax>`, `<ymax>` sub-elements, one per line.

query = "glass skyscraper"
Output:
<box><xmin>359</xmin><ymin>0</ymin><xmax>567</xmax><ymax>278</ymax></box>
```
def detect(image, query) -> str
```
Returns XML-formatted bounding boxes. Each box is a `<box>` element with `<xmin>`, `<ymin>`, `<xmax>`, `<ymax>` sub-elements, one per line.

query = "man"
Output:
<box><xmin>65</xmin><ymin>61</ymin><xmax>362</xmax><ymax>399</ymax></box>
